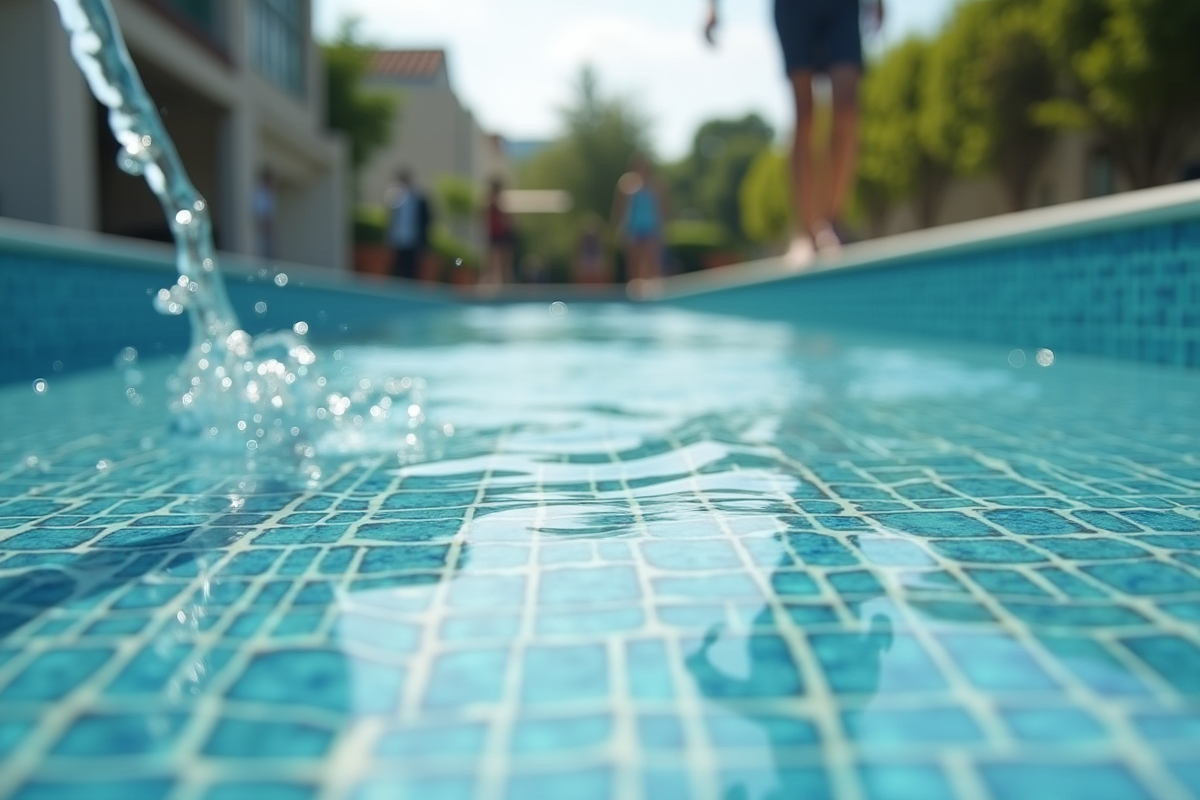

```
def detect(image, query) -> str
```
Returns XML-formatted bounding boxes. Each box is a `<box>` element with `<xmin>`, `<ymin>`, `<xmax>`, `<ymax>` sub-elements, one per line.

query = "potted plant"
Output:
<box><xmin>352</xmin><ymin>205</ymin><xmax>390</xmax><ymax>276</ymax></box>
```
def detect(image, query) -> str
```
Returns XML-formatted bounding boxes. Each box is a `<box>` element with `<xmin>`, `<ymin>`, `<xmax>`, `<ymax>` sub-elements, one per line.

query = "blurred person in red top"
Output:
<box><xmin>482</xmin><ymin>178</ymin><xmax>514</xmax><ymax>285</ymax></box>
<box><xmin>705</xmin><ymin>0</ymin><xmax>883</xmax><ymax>267</ymax></box>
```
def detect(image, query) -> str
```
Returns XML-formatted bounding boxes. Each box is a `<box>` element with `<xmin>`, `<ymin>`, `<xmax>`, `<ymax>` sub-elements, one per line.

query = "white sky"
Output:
<box><xmin>313</xmin><ymin>0</ymin><xmax>959</xmax><ymax>160</ymax></box>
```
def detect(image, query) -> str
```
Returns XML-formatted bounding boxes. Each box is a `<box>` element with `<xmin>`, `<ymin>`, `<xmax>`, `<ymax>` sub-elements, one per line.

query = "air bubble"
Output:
<box><xmin>274</xmin><ymin>273</ymin><xmax>288</xmax><ymax>287</ymax></box>
<box><xmin>1036</xmin><ymin>348</ymin><xmax>1055</xmax><ymax>367</ymax></box>
<box><xmin>550</xmin><ymin>301</ymin><xmax>567</xmax><ymax>317</ymax></box>
<box><xmin>1008</xmin><ymin>349</ymin><xmax>1026</xmax><ymax>368</ymax></box>
<box><xmin>254</xmin><ymin>301</ymin><xmax>268</xmax><ymax>315</ymax></box>
<box><xmin>293</xmin><ymin>321</ymin><xmax>308</xmax><ymax>336</ymax></box>
<box><xmin>32</xmin><ymin>378</ymin><xmax>47</xmax><ymax>394</ymax></box>
<box><xmin>175</xmin><ymin>209</ymin><xmax>193</xmax><ymax>226</ymax></box>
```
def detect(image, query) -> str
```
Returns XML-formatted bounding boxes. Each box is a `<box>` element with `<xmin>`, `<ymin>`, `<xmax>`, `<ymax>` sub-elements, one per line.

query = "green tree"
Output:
<box><xmin>738</xmin><ymin>148</ymin><xmax>792</xmax><ymax>245</ymax></box>
<box><xmin>668</xmin><ymin>114</ymin><xmax>775</xmax><ymax>245</ymax></box>
<box><xmin>857</xmin><ymin>38</ymin><xmax>953</xmax><ymax>229</ymax></box>
<box><xmin>323</xmin><ymin>19</ymin><xmax>396</xmax><ymax>170</ymax></box>
<box><xmin>921</xmin><ymin>0</ymin><xmax>1056</xmax><ymax>210</ymax></box>
<box><xmin>1036</xmin><ymin>0</ymin><xmax>1200</xmax><ymax>188</ymax></box>
<box><xmin>519</xmin><ymin>66</ymin><xmax>653</xmax><ymax>272</ymax></box>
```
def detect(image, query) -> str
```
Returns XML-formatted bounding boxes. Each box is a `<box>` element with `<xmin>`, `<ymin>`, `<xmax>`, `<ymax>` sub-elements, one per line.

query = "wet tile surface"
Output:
<box><xmin>1</xmin><ymin>306</ymin><xmax>1199</xmax><ymax>799</ymax></box>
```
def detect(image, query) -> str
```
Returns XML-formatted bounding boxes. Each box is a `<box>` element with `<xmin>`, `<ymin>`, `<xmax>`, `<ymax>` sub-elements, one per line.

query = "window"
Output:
<box><xmin>249</xmin><ymin>0</ymin><xmax>305</xmax><ymax>97</ymax></box>
<box><xmin>154</xmin><ymin>0</ymin><xmax>224</xmax><ymax>47</ymax></box>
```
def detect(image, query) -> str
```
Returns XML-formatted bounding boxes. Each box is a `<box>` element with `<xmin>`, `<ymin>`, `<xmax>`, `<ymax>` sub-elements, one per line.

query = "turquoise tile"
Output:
<box><xmin>1120</xmin><ymin>635</ymin><xmax>1200</xmax><ymax>696</ymax></box>
<box><xmin>979</xmin><ymin>763</ymin><xmax>1152</xmax><ymax>800</ymax></box>
<box><xmin>538</xmin><ymin>566</ymin><xmax>640</xmax><ymax>604</ymax></box>
<box><xmin>999</xmin><ymin>707</ymin><xmax>1107</xmax><ymax>742</ymax></box>
<box><xmin>226</xmin><ymin>649</ymin><xmax>404</xmax><ymax>714</ymax></box>
<box><xmin>202</xmin><ymin>783</ymin><xmax>316</xmax><ymax>800</ymax></box>
<box><xmin>511</xmin><ymin>715</ymin><xmax>611</xmax><ymax>752</ymax></box>
<box><xmin>1</xmin><ymin>648</ymin><xmax>112</xmax><ymax>701</ymax></box>
<box><xmin>843</xmin><ymin>707</ymin><xmax>982</xmax><ymax>743</ymax></box>
<box><xmin>423</xmin><ymin>649</ymin><xmax>509</xmax><ymax>708</ymax></box>
<box><xmin>871</xmin><ymin>512</ymin><xmax>996</xmax><ymax>537</ymax></box>
<box><xmin>1084</xmin><ymin>562</ymin><xmax>1200</xmax><ymax>595</ymax></box>
<box><xmin>376</xmin><ymin>722</ymin><xmax>488</xmax><ymax>758</ymax></box>
<box><xmin>13</xmin><ymin>780</ymin><xmax>173</xmax><ymax>800</ymax></box>
<box><xmin>858</xmin><ymin>764</ymin><xmax>955</xmax><ymax>800</ymax></box>
<box><xmin>930</xmin><ymin>539</ymin><xmax>1046</xmax><ymax>563</ymax></box>
<box><xmin>504</xmin><ymin>768</ymin><xmax>612</xmax><ymax>800</ymax></box>
<box><xmin>52</xmin><ymin>711</ymin><xmax>187</xmax><ymax>755</ymax></box>
<box><xmin>521</xmin><ymin>644</ymin><xmax>609</xmax><ymax>705</ymax></box>
<box><xmin>202</xmin><ymin>718</ymin><xmax>335</xmax><ymax>758</ymax></box>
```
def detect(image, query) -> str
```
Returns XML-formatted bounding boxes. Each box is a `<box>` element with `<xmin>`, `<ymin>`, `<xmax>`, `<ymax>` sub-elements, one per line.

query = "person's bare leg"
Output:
<box><xmin>788</xmin><ymin>70</ymin><xmax>817</xmax><ymax>238</ymax></box>
<box><xmin>827</xmin><ymin>64</ymin><xmax>861</xmax><ymax>228</ymax></box>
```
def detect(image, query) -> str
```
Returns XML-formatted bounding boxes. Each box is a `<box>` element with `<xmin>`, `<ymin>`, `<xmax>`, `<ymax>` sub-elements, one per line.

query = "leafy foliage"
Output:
<box><xmin>738</xmin><ymin>149</ymin><xmax>792</xmax><ymax>245</ymax></box>
<box><xmin>1034</xmin><ymin>0</ymin><xmax>1200</xmax><ymax>187</ymax></box>
<box><xmin>519</xmin><ymin>67</ymin><xmax>653</xmax><ymax>273</ymax></box>
<box><xmin>667</xmin><ymin>114</ymin><xmax>775</xmax><ymax>246</ymax></box>
<box><xmin>921</xmin><ymin>0</ymin><xmax>1056</xmax><ymax>209</ymax></box>
<box><xmin>857</xmin><ymin>38</ymin><xmax>952</xmax><ymax>228</ymax></box>
<box><xmin>323</xmin><ymin>20</ymin><xmax>397</xmax><ymax>171</ymax></box>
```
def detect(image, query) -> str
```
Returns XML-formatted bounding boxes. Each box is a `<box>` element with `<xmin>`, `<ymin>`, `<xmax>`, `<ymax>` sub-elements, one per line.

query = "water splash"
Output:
<box><xmin>50</xmin><ymin>0</ymin><xmax>435</xmax><ymax>466</ymax></box>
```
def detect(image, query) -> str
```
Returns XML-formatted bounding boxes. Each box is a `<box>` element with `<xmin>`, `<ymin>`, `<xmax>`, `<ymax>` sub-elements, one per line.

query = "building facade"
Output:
<box><xmin>0</xmin><ymin>0</ymin><xmax>348</xmax><ymax>269</ymax></box>
<box><xmin>358</xmin><ymin>49</ymin><xmax>510</xmax><ymax>247</ymax></box>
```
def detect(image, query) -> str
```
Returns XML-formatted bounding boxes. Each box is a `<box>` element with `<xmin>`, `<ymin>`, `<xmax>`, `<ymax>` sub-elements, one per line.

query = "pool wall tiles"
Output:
<box><xmin>670</xmin><ymin>220</ymin><xmax>1200</xmax><ymax>368</ymax></box>
<box><xmin>0</xmin><ymin>248</ymin><xmax>453</xmax><ymax>384</ymax></box>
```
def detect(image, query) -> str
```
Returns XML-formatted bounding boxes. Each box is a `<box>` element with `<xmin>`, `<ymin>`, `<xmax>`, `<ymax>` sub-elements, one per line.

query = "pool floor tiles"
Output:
<box><xmin>0</xmin><ymin>306</ymin><xmax>1199</xmax><ymax>800</ymax></box>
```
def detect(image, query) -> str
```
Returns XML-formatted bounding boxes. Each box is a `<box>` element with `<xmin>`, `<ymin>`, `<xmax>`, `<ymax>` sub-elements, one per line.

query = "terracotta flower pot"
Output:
<box><xmin>353</xmin><ymin>244</ymin><xmax>390</xmax><ymax>277</ymax></box>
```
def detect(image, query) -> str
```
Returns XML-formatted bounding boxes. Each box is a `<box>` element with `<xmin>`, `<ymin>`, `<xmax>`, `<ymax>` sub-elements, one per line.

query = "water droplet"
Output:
<box><xmin>1036</xmin><ymin>348</ymin><xmax>1055</xmax><ymax>367</ymax></box>
<box><xmin>32</xmin><ymin>378</ymin><xmax>47</xmax><ymax>394</ymax></box>
<box><xmin>550</xmin><ymin>301</ymin><xmax>567</xmax><ymax>317</ymax></box>
<box><xmin>274</xmin><ymin>273</ymin><xmax>288</xmax><ymax>287</ymax></box>
<box><xmin>254</xmin><ymin>302</ymin><xmax>267</xmax><ymax>315</ymax></box>
<box><xmin>1008</xmin><ymin>349</ymin><xmax>1026</xmax><ymax>368</ymax></box>
<box><xmin>293</xmin><ymin>321</ymin><xmax>309</xmax><ymax>336</ymax></box>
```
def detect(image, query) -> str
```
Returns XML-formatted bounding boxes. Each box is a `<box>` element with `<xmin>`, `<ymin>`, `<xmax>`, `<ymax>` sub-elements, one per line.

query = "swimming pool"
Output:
<box><xmin>1</xmin><ymin>302</ymin><xmax>1198</xmax><ymax>800</ymax></box>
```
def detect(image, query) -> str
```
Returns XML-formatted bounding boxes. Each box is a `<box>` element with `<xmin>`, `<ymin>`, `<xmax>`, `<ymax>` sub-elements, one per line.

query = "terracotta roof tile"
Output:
<box><xmin>369</xmin><ymin>50</ymin><xmax>446</xmax><ymax>79</ymax></box>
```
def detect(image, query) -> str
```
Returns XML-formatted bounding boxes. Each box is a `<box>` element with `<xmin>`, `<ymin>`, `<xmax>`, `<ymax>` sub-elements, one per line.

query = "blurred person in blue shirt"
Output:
<box><xmin>386</xmin><ymin>168</ymin><xmax>433</xmax><ymax>280</ymax></box>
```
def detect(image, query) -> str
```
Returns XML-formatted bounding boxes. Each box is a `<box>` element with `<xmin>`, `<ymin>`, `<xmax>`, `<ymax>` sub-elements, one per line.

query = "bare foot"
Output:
<box><xmin>812</xmin><ymin>222</ymin><xmax>842</xmax><ymax>255</ymax></box>
<box><xmin>783</xmin><ymin>235</ymin><xmax>816</xmax><ymax>270</ymax></box>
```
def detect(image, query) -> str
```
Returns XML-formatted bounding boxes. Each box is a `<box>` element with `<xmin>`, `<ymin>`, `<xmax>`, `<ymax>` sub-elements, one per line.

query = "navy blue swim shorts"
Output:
<box><xmin>774</xmin><ymin>0</ymin><xmax>863</xmax><ymax>75</ymax></box>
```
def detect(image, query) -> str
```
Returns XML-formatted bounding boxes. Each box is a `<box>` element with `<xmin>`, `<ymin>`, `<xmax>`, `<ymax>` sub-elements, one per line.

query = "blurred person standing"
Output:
<box><xmin>704</xmin><ymin>0</ymin><xmax>883</xmax><ymax>266</ymax></box>
<box><xmin>386</xmin><ymin>168</ymin><xmax>432</xmax><ymax>280</ymax></box>
<box><xmin>612</xmin><ymin>154</ymin><xmax>668</xmax><ymax>284</ymax></box>
<box><xmin>574</xmin><ymin>215</ymin><xmax>610</xmax><ymax>284</ymax></box>
<box><xmin>482</xmin><ymin>179</ymin><xmax>515</xmax><ymax>285</ymax></box>
<box><xmin>253</xmin><ymin>168</ymin><xmax>277</xmax><ymax>260</ymax></box>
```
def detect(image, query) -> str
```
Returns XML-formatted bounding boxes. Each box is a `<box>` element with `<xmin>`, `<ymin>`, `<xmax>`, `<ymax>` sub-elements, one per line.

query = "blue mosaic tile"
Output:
<box><xmin>4</xmin><ymin>301</ymin><xmax>1200</xmax><ymax>799</ymax></box>
<box><xmin>979</xmin><ymin>763</ymin><xmax>1153</xmax><ymax>800</ymax></box>
<box><xmin>858</xmin><ymin>764</ymin><xmax>955</xmax><ymax>800</ymax></box>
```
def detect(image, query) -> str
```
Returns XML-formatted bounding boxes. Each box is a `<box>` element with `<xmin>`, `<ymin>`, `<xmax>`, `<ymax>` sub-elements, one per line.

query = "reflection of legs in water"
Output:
<box><xmin>685</xmin><ymin>599</ymin><xmax>893</xmax><ymax>799</ymax></box>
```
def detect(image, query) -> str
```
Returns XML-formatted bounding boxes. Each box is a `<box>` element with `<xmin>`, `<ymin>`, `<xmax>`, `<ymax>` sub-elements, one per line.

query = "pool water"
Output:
<box><xmin>1</xmin><ymin>304</ymin><xmax>1198</xmax><ymax>800</ymax></box>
